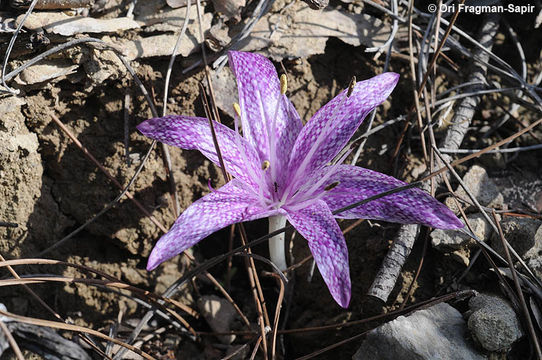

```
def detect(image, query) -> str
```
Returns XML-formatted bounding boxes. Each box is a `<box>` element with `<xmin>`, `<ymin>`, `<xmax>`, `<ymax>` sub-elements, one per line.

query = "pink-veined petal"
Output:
<box><xmin>228</xmin><ymin>51</ymin><xmax>302</xmax><ymax>177</ymax></box>
<box><xmin>288</xmin><ymin>73</ymin><xmax>399</xmax><ymax>182</ymax></box>
<box><xmin>137</xmin><ymin>115</ymin><xmax>261</xmax><ymax>189</ymax></box>
<box><xmin>274</xmin><ymin>97</ymin><xmax>303</xmax><ymax>185</ymax></box>
<box><xmin>318</xmin><ymin>165</ymin><xmax>463</xmax><ymax>229</ymax></box>
<box><xmin>147</xmin><ymin>180</ymin><xmax>277</xmax><ymax>270</ymax></box>
<box><xmin>285</xmin><ymin>200</ymin><xmax>351</xmax><ymax>308</ymax></box>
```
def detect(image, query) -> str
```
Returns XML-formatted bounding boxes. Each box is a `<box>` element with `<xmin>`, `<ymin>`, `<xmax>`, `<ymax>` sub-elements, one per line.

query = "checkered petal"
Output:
<box><xmin>137</xmin><ymin>115</ymin><xmax>261</xmax><ymax>188</ymax></box>
<box><xmin>274</xmin><ymin>98</ymin><xmax>303</xmax><ymax>184</ymax></box>
<box><xmin>228</xmin><ymin>51</ymin><xmax>302</xmax><ymax>173</ymax></box>
<box><xmin>286</xmin><ymin>200</ymin><xmax>351</xmax><ymax>308</ymax></box>
<box><xmin>147</xmin><ymin>180</ymin><xmax>276</xmax><ymax>270</ymax></box>
<box><xmin>288</xmin><ymin>73</ymin><xmax>399</xmax><ymax>181</ymax></box>
<box><xmin>320</xmin><ymin>165</ymin><xmax>463</xmax><ymax>229</ymax></box>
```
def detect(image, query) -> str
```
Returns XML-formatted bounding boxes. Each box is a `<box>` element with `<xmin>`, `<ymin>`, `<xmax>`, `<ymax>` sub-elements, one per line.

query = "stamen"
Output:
<box><xmin>208</xmin><ymin>179</ymin><xmax>217</xmax><ymax>192</ymax></box>
<box><xmin>262</xmin><ymin>160</ymin><xmax>270</xmax><ymax>170</ymax></box>
<box><xmin>324</xmin><ymin>181</ymin><xmax>340</xmax><ymax>191</ymax></box>
<box><xmin>233</xmin><ymin>102</ymin><xmax>241</xmax><ymax>117</ymax></box>
<box><xmin>280</xmin><ymin>74</ymin><xmax>288</xmax><ymax>95</ymax></box>
<box><xmin>347</xmin><ymin>76</ymin><xmax>356</xmax><ymax>97</ymax></box>
<box><xmin>285</xmin><ymin>194</ymin><xmax>326</xmax><ymax>212</ymax></box>
<box><xmin>289</xmin><ymin>144</ymin><xmax>352</xmax><ymax>204</ymax></box>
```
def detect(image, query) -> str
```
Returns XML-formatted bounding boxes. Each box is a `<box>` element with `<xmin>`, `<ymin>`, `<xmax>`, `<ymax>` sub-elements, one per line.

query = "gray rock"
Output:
<box><xmin>197</xmin><ymin>295</ymin><xmax>238</xmax><ymax>344</ymax></box>
<box><xmin>491</xmin><ymin>217</ymin><xmax>542</xmax><ymax>259</ymax></box>
<box><xmin>432</xmin><ymin>214</ymin><xmax>491</xmax><ymax>250</ymax></box>
<box><xmin>528</xmin><ymin>257</ymin><xmax>542</xmax><ymax>282</ymax></box>
<box><xmin>467</xmin><ymin>294</ymin><xmax>523</xmax><ymax>352</ymax></box>
<box><xmin>455</xmin><ymin>165</ymin><xmax>504</xmax><ymax>209</ymax></box>
<box><xmin>493</xmin><ymin>171</ymin><xmax>542</xmax><ymax>214</ymax></box>
<box><xmin>353</xmin><ymin>303</ymin><xmax>485</xmax><ymax>360</ymax></box>
<box><xmin>444</xmin><ymin>196</ymin><xmax>461</xmax><ymax>214</ymax></box>
<box><xmin>431</xmin><ymin>214</ymin><xmax>492</xmax><ymax>265</ymax></box>
<box><xmin>211</xmin><ymin>67</ymin><xmax>239</xmax><ymax>119</ymax></box>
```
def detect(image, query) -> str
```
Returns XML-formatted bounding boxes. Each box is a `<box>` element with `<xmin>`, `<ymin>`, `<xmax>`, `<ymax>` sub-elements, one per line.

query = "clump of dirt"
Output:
<box><xmin>0</xmin><ymin>96</ymin><xmax>72</xmax><ymax>258</ymax></box>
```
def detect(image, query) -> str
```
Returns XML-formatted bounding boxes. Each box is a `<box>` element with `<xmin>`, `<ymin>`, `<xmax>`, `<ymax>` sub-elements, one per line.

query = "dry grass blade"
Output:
<box><xmin>1</xmin><ymin>0</ymin><xmax>38</xmax><ymax>93</ymax></box>
<box><xmin>105</xmin><ymin>309</ymin><xmax>123</xmax><ymax>357</ymax></box>
<box><xmin>249</xmin><ymin>336</ymin><xmax>263</xmax><ymax>360</ymax></box>
<box><xmin>0</xmin><ymin>320</ymin><xmax>24</xmax><ymax>360</ymax></box>
<box><xmin>0</xmin><ymin>276</ymin><xmax>197</xmax><ymax>337</ymax></box>
<box><xmin>294</xmin><ymin>331</ymin><xmax>369</xmax><ymax>360</ymax></box>
<box><xmin>0</xmin><ymin>258</ymin><xmax>199</xmax><ymax>318</ymax></box>
<box><xmin>407</xmin><ymin>0</ymin><xmax>428</xmax><ymax>163</ymax></box>
<box><xmin>262</xmin><ymin>271</ymin><xmax>286</xmax><ymax>360</ymax></box>
<box><xmin>493</xmin><ymin>211</ymin><xmax>542</xmax><ymax>359</ymax></box>
<box><xmin>0</xmin><ymin>255</ymin><xmax>107</xmax><ymax>358</ymax></box>
<box><xmin>0</xmin><ymin>309</ymin><xmax>154</xmax><ymax>360</ymax></box>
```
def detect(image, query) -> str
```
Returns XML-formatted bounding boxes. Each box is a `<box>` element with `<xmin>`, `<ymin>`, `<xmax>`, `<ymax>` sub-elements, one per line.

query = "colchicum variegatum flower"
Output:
<box><xmin>137</xmin><ymin>51</ymin><xmax>463</xmax><ymax>308</ymax></box>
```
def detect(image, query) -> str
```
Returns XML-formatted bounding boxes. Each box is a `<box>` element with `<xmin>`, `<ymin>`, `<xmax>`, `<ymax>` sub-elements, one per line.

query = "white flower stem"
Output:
<box><xmin>268</xmin><ymin>215</ymin><xmax>288</xmax><ymax>271</ymax></box>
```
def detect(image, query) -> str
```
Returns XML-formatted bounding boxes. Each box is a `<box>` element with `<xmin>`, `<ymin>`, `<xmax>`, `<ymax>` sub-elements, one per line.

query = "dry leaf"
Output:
<box><xmin>16</xmin><ymin>12</ymin><xmax>139</xmax><ymax>36</ymax></box>
<box><xmin>239</xmin><ymin>3</ymin><xmax>391</xmax><ymax>61</ymax></box>
<box><xmin>212</xmin><ymin>0</ymin><xmax>245</xmax><ymax>21</ymax></box>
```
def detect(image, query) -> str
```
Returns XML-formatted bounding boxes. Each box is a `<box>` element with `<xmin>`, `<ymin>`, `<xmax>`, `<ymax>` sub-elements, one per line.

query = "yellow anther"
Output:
<box><xmin>324</xmin><ymin>181</ymin><xmax>340</xmax><ymax>191</ymax></box>
<box><xmin>233</xmin><ymin>103</ymin><xmax>241</xmax><ymax>117</ymax></box>
<box><xmin>280</xmin><ymin>74</ymin><xmax>288</xmax><ymax>95</ymax></box>
<box><xmin>262</xmin><ymin>160</ymin><xmax>270</xmax><ymax>170</ymax></box>
<box><xmin>346</xmin><ymin>76</ymin><xmax>356</xmax><ymax>97</ymax></box>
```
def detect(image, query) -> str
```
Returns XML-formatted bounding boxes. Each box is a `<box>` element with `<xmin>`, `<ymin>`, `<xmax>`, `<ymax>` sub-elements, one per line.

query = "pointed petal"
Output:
<box><xmin>138</xmin><ymin>115</ymin><xmax>261</xmax><ymax>188</ymax></box>
<box><xmin>285</xmin><ymin>200</ymin><xmax>351</xmax><ymax>308</ymax></box>
<box><xmin>318</xmin><ymin>165</ymin><xmax>463</xmax><ymax>229</ymax></box>
<box><xmin>288</xmin><ymin>73</ymin><xmax>399</xmax><ymax>180</ymax></box>
<box><xmin>147</xmin><ymin>180</ymin><xmax>276</xmax><ymax>270</ymax></box>
<box><xmin>228</xmin><ymin>51</ymin><xmax>302</xmax><ymax>173</ymax></box>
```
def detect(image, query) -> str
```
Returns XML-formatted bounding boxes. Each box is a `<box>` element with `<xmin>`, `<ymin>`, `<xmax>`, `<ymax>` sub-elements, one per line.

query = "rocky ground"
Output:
<box><xmin>0</xmin><ymin>0</ymin><xmax>542</xmax><ymax>359</ymax></box>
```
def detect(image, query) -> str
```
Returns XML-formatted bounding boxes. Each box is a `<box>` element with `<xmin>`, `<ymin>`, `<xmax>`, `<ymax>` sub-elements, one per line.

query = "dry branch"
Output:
<box><xmin>6</xmin><ymin>322</ymin><xmax>92</xmax><ymax>360</ymax></box>
<box><xmin>9</xmin><ymin>0</ymin><xmax>92</xmax><ymax>9</ymax></box>
<box><xmin>439</xmin><ymin>14</ymin><xmax>501</xmax><ymax>164</ymax></box>
<box><xmin>366</xmin><ymin>13</ymin><xmax>501</xmax><ymax>306</ymax></box>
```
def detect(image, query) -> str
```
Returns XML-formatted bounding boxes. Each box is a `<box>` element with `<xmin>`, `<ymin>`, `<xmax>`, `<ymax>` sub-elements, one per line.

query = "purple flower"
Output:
<box><xmin>137</xmin><ymin>51</ymin><xmax>463</xmax><ymax>308</ymax></box>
